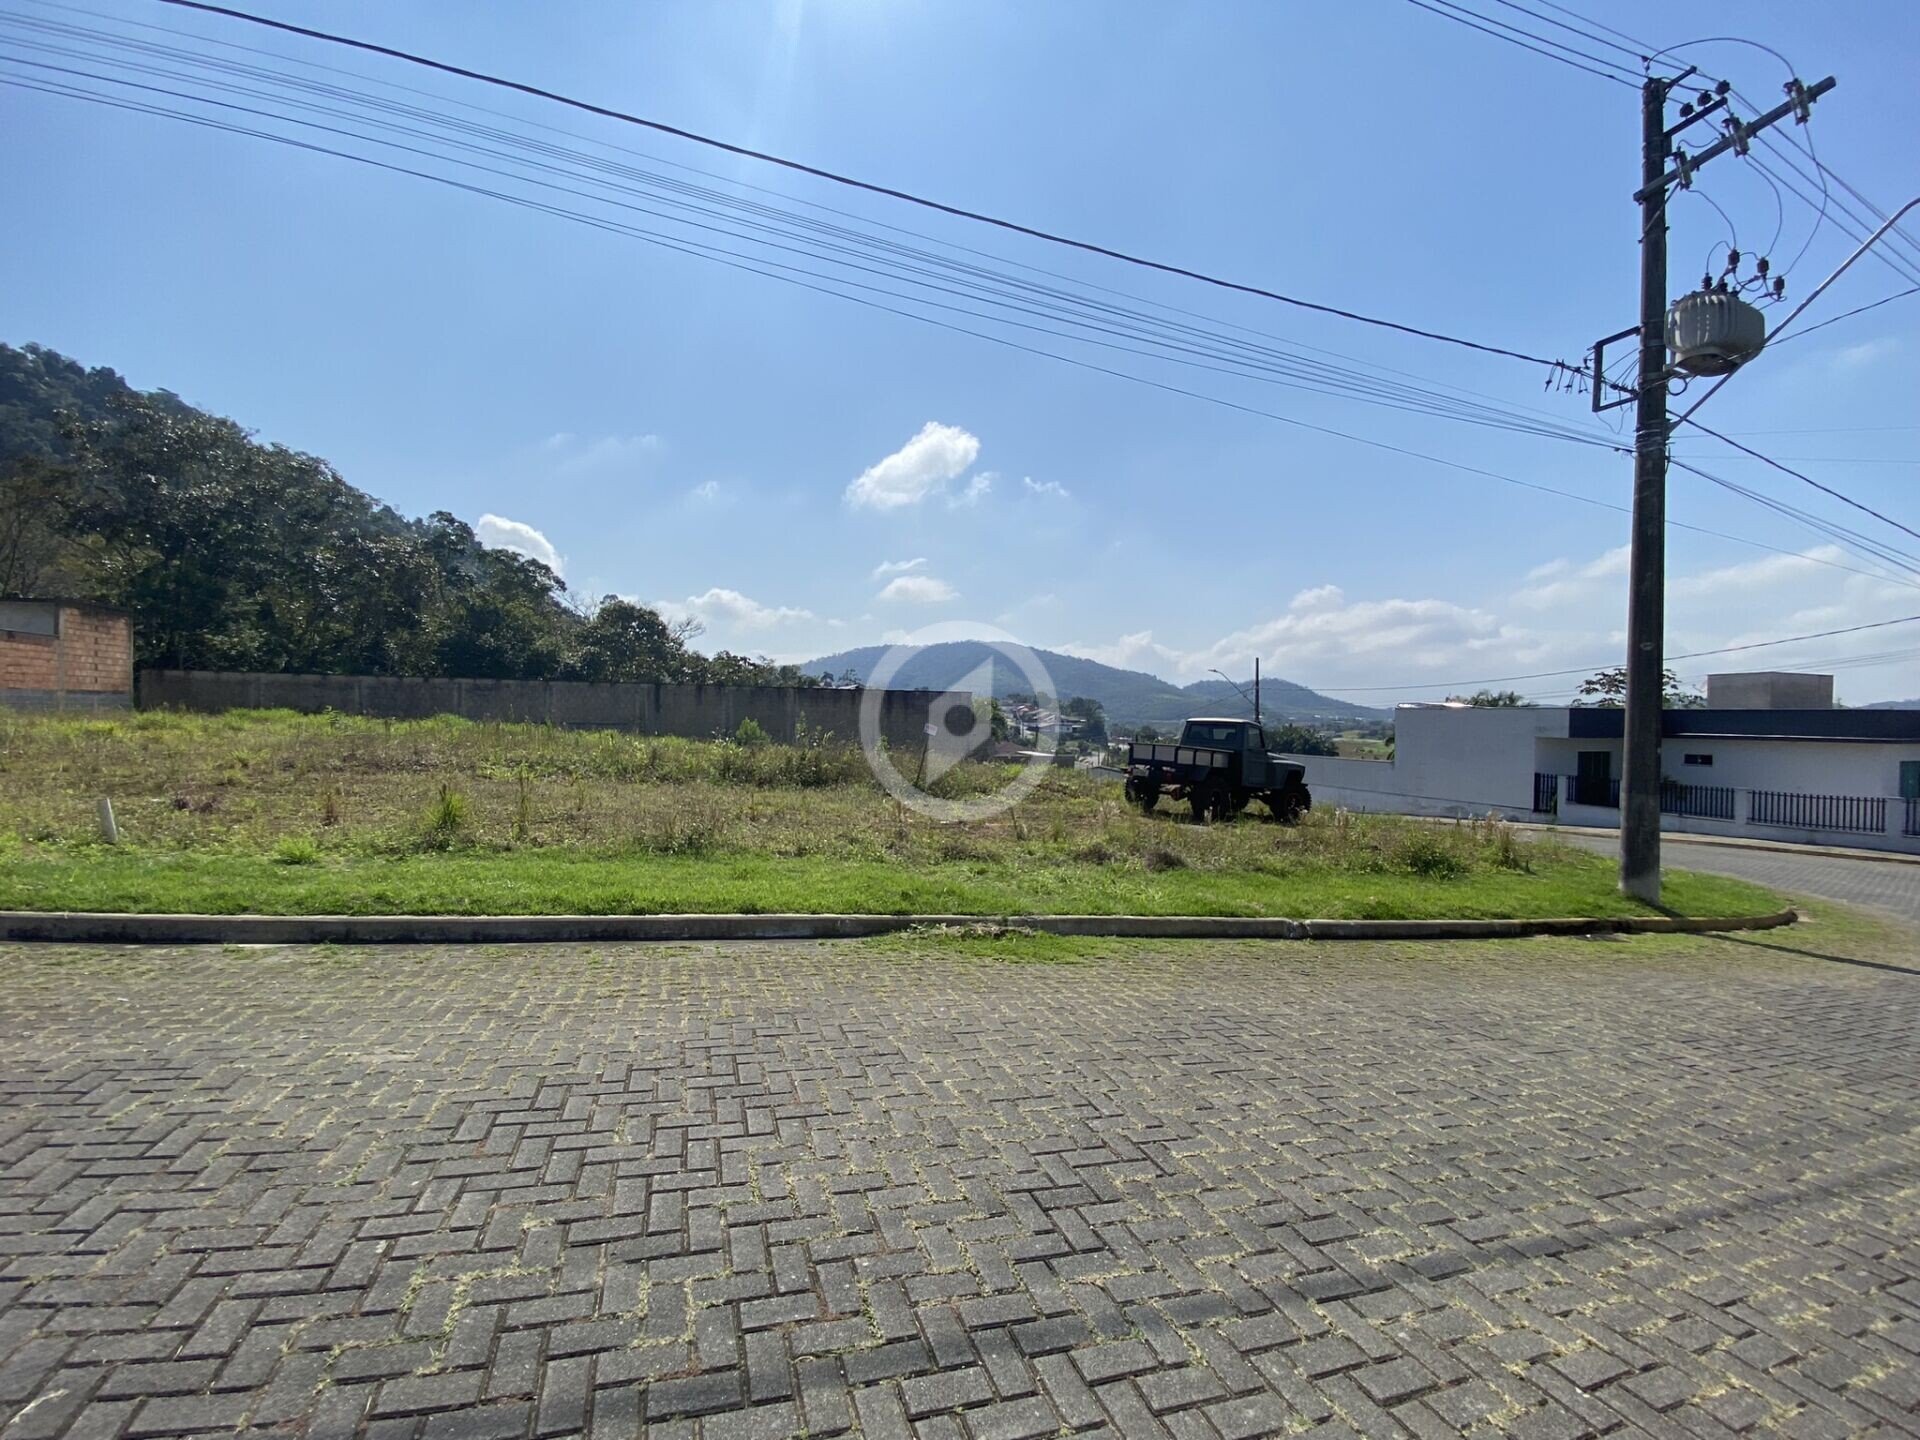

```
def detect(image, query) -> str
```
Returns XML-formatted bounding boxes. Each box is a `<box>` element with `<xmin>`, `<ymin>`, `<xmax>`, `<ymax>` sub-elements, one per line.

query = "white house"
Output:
<box><xmin>1283</xmin><ymin>672</ymin><xmax>1920</xmax><ymax>854</ymax></box>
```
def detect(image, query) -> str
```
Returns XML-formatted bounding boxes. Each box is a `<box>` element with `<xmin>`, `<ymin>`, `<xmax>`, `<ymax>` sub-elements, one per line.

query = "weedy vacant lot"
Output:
<box><xmin>0</xmin><ymin>709</ymin><xmax>1779</xmax><ymax>918</ymax></box>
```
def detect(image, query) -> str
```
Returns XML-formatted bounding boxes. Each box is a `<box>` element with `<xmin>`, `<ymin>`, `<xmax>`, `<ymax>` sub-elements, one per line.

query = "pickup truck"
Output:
<box><xmin>1123</xmin><ymin>718</ymin><xmax>1312</xmax><ymax>823</ymax></box>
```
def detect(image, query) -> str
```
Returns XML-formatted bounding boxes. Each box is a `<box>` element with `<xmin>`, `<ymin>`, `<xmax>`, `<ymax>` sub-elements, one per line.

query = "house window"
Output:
<box><xmin>1683</xmin><ymin>753</ymin><xmax>1713</xmax><ymax>767</ymax></box>
<box><xmin>1902</xmin><ymin>760</ymin><xmax>1920</xmax><ymax>801</ymax></box>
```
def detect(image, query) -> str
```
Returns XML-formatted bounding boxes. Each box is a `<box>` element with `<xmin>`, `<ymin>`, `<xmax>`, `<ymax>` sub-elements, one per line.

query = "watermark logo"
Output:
<box><xmin>857</xmin><ymin>622</ymin><xmax>1059</xmax><ymax>822</ymax></box>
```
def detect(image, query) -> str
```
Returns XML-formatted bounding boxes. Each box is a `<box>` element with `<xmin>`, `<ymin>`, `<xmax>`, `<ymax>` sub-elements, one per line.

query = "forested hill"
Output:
<box><xmin>802</xmin><ymin>641</ymin><xmax>1385</xmax><ymax>729</ymax></box>
<box><xmin>0</xmin><ymin>342</ymin><xmax>817</xmax><ymax>685</ymax></box>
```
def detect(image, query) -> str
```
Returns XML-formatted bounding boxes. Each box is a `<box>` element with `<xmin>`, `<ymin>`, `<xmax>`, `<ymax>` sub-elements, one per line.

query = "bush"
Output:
<box><xmin>419</xmin><ymin>783</ymin><xmax>470</xmax><ymax>850</ymax></box>
<box><xmin>1396</xmin><ymin>830</ymin><xmax>1467</xmax><ymax>879</ymax></box>
<box><xmin>733</xmin><ymin>717</ymin><xmax>771</xmax><ymax>748</ymax></box>
<box><xmin>271</xmin><ymin>836</ymin><xmax>321</xmax><ymax>866</ymax></box>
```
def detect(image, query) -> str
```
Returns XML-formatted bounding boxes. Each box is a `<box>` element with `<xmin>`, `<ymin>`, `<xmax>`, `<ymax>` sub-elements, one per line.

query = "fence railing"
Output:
<box><xmin>1532</xmin><ymin>773</ymin><xmax>1558</xmax><ymax>814</ymax></box>
<box><xmin>1533</xmin><ymin>775</ymin><xmax>1900</xmax><ymax>837</ymax></box>
<box><xmin>1907</xmin><ymin>797</ymin><xmax>1920</xmax><ymax>838</ymax></box>
<box><xmin>1749</xmin><ymin>790</ymin><xmax>1887</xmax><ymax>834</ymax></box>
<box><xmin>1660</xmin><ymin>780</ymin><xmax>1736</xmax><ymax>820</ymax></box>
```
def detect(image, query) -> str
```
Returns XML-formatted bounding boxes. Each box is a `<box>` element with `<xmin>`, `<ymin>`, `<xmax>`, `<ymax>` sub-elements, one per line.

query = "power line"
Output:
<box><xmin>1669</xmin><ymin>459</ymin><xmax>1920</xmax><ymax>582</ymax></box>
<box><xmin>147</xmin><ymin>0</ymin><xmax>1576</xmax><ymax>371</ymax></box>
<box><xmin>1477</xmin><ymin>0</ymin><xmax>1649</xmax><ymax>65</ymax></box>
<box><xmin>1308</xmin><ymin>614</ymin><xmax>1920</xmax><ymax>694</ymax></box>
<box><xmin>1398</xmin><ymin>0</ymin><xmax>1638</xmax><ymax>84</ymax></box>
<box><xmin>1748</xmin><ymin>140</ymin><xmax>1920</xmax><ymax>289</ymax></box>
<box><xmin>0</xmin><ymin>25</ymin><xmax>1620</xmax><ymax>450</ymax></box>
<box><xmin>17</xmin><ymin>12</ymin><xmax>1916</xmax><ymax>588</ymax></box>
<box><xmin>1765</xmin><ymin>287</ymin><xmax>1920</xmax><ymax>346</ymax></box>
<box><xmin>1381</xmin><ymin>10</ymin><xmax>1920</xmax><ymax>575</ymax></box>
<box><xmin>19</xmin><ymin>0</ymin><xmax>1607</xmax><ymax>431</ymax></box>
<box><xmin>34</xmin><ymin>5</ymin><xmax>1648</xmax><ymax>455</ymax></box>
<box><xmin>1672</xmin><ymin>455</ymin><xmax>1920</xmax><ymax>466</ymax></box>
<box><xmin>1676</xmin><ymin>417</ymin><xmax>1920</xmax><ymax>545</ymax></box>
<box><xmin>1529</xmin><ymin>0</ymin><xmax>1657</xmax><ymax>61</ymax></box>
<box><xmin>10</xmin><ymin>52</ymin><xmax>1918</xmax><ymax>598</ymax></box>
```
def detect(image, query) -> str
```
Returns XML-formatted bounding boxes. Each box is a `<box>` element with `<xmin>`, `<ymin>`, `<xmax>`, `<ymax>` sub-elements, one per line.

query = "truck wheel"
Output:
<box><xmin>1191</xmin><ymin>781</ymin><xmax>1233</xmax><ymax>824</ymax></box>
<box><xmin>1267</xmin><ymin>783</ymin><xmax>1308</xmax><ymax>824</ymax></box>
<box><xmin>1126</xmin><ymin>777</ymin><xmax>1159</xmax><ymax>815</ymax></box>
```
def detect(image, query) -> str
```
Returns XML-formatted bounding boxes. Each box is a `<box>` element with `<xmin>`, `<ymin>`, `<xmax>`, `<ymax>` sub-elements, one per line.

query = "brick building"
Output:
<box><xmin>0</xmin><ymin>598</ymin><xmax>134</xmax><ymax>711</ymax></box>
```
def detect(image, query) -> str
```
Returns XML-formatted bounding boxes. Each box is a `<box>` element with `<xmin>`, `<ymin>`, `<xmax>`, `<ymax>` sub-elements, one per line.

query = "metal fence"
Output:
<box><xmin>1660</xmin><ymin>780</ymin><xmax>1736</xmax><ymax>820</ymax></box>
<box><xmin>1748</xmin><ymin>790</ymin><xmax>1887</xmax><ymax>834</ymax></box>
<box><xmin>1533</xmin><ymin>774</ymin><xmax>1893</xmax><ymax>835</ymax></box>
<box><xmin>1908</xmin><ymin>798</ymin><xmax>1920</xmax><ymax>838</ymax></box>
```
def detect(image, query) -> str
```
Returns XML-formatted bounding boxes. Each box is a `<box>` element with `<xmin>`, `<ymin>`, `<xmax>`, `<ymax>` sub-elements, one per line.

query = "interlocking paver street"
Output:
<box><xmin>1565</xmin><ymin>834</ymin><xmax>1920</xmax><ymax>924</ymax></box>
<box><xmin>2</xmin><ymin>932</ymin><xmax>1918</xmax><ymax>1438</ymax></box>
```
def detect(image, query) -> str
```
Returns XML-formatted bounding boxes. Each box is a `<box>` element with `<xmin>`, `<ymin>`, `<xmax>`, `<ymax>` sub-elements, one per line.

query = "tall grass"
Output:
<box><xmin>0</xmin><ymin>707</ymin><xmax>1570</xmax><ymax>883</ymax></box>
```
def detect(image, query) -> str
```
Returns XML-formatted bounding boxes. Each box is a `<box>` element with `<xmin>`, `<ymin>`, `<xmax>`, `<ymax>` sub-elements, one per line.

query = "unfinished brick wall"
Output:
<box><xmin>0</xmin><ymin>602</ymin><xmax>133</xmax><ymax>710</ymax></box>
<box><xmin>56</xmin><ymin>605</ymin><xmax>134</xmax><ymax>693</ymax></box>
<box><xmin>0</xmin><ymin>631</ymin><xmax>58</xmax><ymax>690</ymax></box>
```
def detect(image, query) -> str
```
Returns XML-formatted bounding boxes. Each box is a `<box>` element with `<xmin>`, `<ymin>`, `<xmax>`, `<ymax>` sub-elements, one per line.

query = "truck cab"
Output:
<box><xmin>1178</xmin><ymin>718</ymin><xmax>1266</xmax><ymax>751</ymax></box>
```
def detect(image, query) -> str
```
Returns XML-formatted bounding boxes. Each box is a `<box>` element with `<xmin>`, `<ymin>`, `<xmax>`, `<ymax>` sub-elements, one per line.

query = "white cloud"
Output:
<box><xmin>475</xmin><ymin>514</ymin><xmax>563</xmax><ymax>575</ymax></box>
<box><xmin>949</xmin><ymin>473</ymin><xmax>994</xmax><ymax>509</ymax></box>
<box><xmin>1831</xmin><ymin>337</ymin><xmax>1901</xmax><ymax>372</ymax></box>
<box><xmin>545</xmin><ymin>433</ymin><xmax>662</xmax><ymax>476</ymax></box>
<box><xmin>1669</xmin><ymin>544</ymin><xmax>1847</xmax><ymax>599</ymax></box>
<box><xmin>1022</xmin><ymin>476</ymin><xmax>1069</xmax><ymax>499</ymax></box>
<box><xmin>658</xmin><ymin>587</ymin><xmax>815</xmax><ymax>629</ymax></box>
<box><xmin>845</xmin><ymin>422</ymin><xmax>982</xmax><ymax>510</ymax></box>
<box><xmin>1059</xmin><ymin>630</ymin><xmax>1190</xmax><ymax>674</ymax></box>
<box><xmin>871</xmin><ymin>557</ymin><xmax>927</xmax><ymax>580</ymax></box>
<box><xmin>877</xmin><ymin>574</ymin><xmax>958</xmax><ymax>604</ymax></box>
<box><xmin>689</xmin><ymin>480</ymin><xmax>721</xmax><ymax>501</ymax></box>
<box><xmin>1057</xmin><ymin>541</ymin><xmax>1918</xmax><ymax>703</ymax></box>
<box><xmin>1512</xmin><ymin>546</ymin><xmax>1631</xmax><ymax>609</ymax></box>
<box><xmin>1063</xmin><ymin>586</ymin><xmax>1548</xmax><ymax>691</ymax></box>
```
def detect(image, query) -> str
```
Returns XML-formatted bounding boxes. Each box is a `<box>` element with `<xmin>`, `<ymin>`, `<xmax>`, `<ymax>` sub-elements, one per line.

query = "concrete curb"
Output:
<box><xmin>1514</xmin><ymin>822</ymin><xmax>1920</xmax><ymax>867</ymax></box>
<box><xmin>0</xmin><ymin>908</ymin><xmax>1799</xmax><ymax>945</ymax></box>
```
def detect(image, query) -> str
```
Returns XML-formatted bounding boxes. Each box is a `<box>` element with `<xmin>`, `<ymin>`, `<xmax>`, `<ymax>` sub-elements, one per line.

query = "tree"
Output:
<box><xmin>569</xmin><ymin>598</ymin><xmax>706</xmax><ymax>683</ymax></box>
<box><xmin>0</xmin><ymin>454</ymin><xmax>80</xmax><ymax>596</ymax></box>
<box><xmin>1448</xmin><ymin>688</ymin><xmax>1528</xmax><ymax>707</ymax></box>
<box><xmin>1134</xmin><ymin>724</ymin><xmax>1162</xmax><ymax>742</ymax></box>
<box><xmin>1060</xmin><ymin>695</ymin><xmax>1107</xmax><ymax>745</ymax></box>
<box><xmin>1267</xmin><ymin>723</ymin><xmax>1338</xmax><ymax>757</ymax></box>
<box><xmin>1572</xmin><ymin>665</ymin><xmax>1704</xmax><ymax>709</ymax></box>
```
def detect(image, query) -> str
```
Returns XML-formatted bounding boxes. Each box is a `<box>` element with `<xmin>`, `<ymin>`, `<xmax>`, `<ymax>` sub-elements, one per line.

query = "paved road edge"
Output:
<box><xmin>0</xmin><ymin>908</ymin><xmax>1799</xmax><ymax>944</ymax></box>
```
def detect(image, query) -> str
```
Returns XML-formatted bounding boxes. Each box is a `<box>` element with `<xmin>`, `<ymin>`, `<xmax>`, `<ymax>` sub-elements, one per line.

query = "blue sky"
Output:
<box><xmin>5</xmin><ymin>0</ymin><xmax>1917</xmax><ymax>703</ymax></box>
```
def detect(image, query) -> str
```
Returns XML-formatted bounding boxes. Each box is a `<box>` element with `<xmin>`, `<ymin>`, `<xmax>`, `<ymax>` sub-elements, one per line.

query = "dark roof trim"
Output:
<box><xmin>1568</xmin><ymin>707</ymin><xmax>1920</xmax><ymax>743</ymax></box>
<box><xmin>0</xmin><ymin>595</ymin><xmax>132</xmax><ymax>618</ymax></box>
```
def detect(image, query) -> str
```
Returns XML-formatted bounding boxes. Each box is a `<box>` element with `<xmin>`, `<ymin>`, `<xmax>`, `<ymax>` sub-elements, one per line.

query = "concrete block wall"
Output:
<box><xmin>135</xmin><ymin>669</ymin><xmax>943</xmax><ymax>752</ymax></box>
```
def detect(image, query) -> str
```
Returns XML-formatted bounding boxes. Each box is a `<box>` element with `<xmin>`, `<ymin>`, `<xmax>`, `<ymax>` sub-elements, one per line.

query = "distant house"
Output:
<box><xmin>1282</xmin><ymin>672</ymin><xmax>1920</xmax><ymax>854</ymax></box>
<box><xmin>0</xmin><ymin>598</ymin><xmax>134</xmax><ymax>712</ymax></box>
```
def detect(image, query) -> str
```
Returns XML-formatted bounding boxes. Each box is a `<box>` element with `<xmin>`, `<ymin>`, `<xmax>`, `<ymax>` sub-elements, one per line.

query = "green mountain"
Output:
<box><xmin>802</xmin><ymin>641</ymin><xmax>1386</xmax><ymax>729</ymax></box>
<box><xmin>0</xmin><ymin>341</ymin><xmax>819</xmax><ymax>688</ymax></box>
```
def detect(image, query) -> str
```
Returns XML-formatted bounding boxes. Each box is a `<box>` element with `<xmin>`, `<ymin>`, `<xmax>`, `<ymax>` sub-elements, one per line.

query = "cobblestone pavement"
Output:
<box><xmin>1564</xmin><ymin>834</ymin><xmax>1920</xmax><ymax>924</ymax></box>
<box><xmin>3</xmin><ymin>933</ymin><xmax>1919</xmax><ymax>1439</ymax></box>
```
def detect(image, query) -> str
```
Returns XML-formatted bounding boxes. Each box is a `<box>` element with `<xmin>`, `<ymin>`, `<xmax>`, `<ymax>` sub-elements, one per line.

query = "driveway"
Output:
<box><xmin>2</xmin><ymin>935</ymin><xmax>1917</xmax><ymax>1439</ymax></box>
<box><xmin>1564</xmin><ymin>831</ymin><xmax>1920</xmax><ymax>924</ymax></box>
